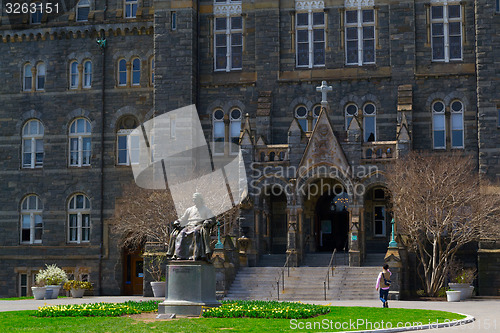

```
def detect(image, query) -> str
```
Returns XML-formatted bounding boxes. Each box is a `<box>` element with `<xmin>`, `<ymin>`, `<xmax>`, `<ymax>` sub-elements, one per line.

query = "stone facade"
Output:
<box><xmin>0</xmin><ymin>0</ymin><xmax>499</xmax><ymax>297</ymax></box>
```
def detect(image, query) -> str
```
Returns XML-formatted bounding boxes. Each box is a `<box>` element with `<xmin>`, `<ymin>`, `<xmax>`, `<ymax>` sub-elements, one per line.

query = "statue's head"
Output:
<box><xmin>193</xmin><ymin>192</ymin><xmax>204</xmax><ymax>207</ymax></box>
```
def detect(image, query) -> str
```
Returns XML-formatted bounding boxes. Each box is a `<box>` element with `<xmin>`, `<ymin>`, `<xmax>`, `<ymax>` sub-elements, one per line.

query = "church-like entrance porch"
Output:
<box><xmin>301</xmin><ymin>178</ymin><xmax>350</xmax><ymax>255</ymax></box>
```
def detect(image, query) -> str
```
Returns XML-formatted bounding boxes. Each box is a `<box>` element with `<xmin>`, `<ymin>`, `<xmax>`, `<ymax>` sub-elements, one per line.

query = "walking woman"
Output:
<box><xmin>375</xmin><ymin>264</ymin><xmax>391</xmax><ymax>308</ymax></box>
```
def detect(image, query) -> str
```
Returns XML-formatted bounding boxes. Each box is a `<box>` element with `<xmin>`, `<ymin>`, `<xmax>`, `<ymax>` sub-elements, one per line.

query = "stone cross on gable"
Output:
<box><xmin>316</xmin><ymin>81</ymin><xmax>332</xmax><ymax>105</ymax></box>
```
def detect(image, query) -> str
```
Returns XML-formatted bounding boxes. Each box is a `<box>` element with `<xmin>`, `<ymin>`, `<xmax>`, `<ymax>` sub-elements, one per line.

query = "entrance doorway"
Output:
<box><xmin>123</xmin><ymin>249</ymin><xmax>144</xmax><ymax>295</ymax></box>
<box><xmin>270</xmin><ymin>192</ymin><xmax>287</xmax><ymax>253</ymax></box>
<box><xmin>315</xmin><ymin>192</ymin><xmax>349</xmax><ymax>252</ymax></box>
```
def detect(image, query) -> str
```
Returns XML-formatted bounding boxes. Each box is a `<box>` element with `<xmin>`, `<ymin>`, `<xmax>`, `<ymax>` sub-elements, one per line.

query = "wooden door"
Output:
<box><xmin>123</xmin><ymin>249</ymin><xmax>144</xmax><ymax>295</ymax></box>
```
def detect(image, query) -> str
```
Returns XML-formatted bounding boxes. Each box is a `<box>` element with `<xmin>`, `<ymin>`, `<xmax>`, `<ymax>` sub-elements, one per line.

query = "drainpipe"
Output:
<box><xmin>96</xmin><ymin>29</ymin><xmax>107</xmax><ymax>296</ymax></box>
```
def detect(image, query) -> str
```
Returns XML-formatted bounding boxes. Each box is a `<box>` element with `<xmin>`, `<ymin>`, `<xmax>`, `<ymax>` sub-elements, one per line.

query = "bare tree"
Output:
<box><xmin>111</xmin><ymin>181</ymin><xmax>242</xmax><ymax>252</ymax></box>
<box><xmin>385</xmin><ymin>152</ymin><xmax>500</xmax><ymax>296</ymax></box>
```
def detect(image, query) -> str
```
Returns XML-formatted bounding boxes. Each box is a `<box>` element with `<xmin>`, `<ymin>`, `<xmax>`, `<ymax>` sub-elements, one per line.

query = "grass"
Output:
<box><xmin>0</xmin><ymin>304</ymin><xmax>466</xmax><ymax>332</ymax></box>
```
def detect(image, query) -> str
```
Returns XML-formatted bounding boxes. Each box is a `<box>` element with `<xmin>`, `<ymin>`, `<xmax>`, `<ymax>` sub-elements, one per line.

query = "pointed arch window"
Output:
<box><xmin>450</xmin><ymin>100</ymin><xmax>464</xmax><ymax>148</ymax></box>
<box><xmin>432</xmin><ymin>101</ymin><xmax>446</xmax><ymax>149</ymax></box>
<box><xmin>77</xmin><ymin>0</ymin><xmax>90</xmax><ymax>22</ymax></box>
<box><xmin>117</xmin><ymin>116</ymin><xmax>140</xmax><ymax>165</ymax></box>
<box><xmin>20</xmin><ymin>195</ymin><xmax>43</xmax><ymax>244</ymax></box>
<box><xmin>22</xmin><ymin>119</ymin><xmax>44</xmax><ymax>168</ymax></box>
<box><xmin>213</xmin><ymin>109</ymin><xmax>225</xmax><ymax>155</ymax></box>
<box><xmin>68</xmin><ymin>194</ymin><xmax>91</xmax><ymax>243</ymax></box>
<box><xmin>345</xmin><ymin>104</ymin><xmax>358</xmax><ymax>130</ymax></box>
<box><xmin>230</xmin><ymin>108</ymin><xmax>242</xmax><ymax>154</ymax></box>
<box><xmin>363</xmin><ymin>103</ymin><xmax>376</xmax><ymax>142</ymax></box>
<box><xmin>69</xmin><ymin>118</ymin><xmax>91</xmax><ymax>167</ymax></box>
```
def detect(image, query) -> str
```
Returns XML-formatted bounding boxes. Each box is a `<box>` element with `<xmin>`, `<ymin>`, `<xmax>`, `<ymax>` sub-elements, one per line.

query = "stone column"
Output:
<box><xmin>348</xmin><ymin>205</ymin><xmax>362</xmax><ymax>266</ymax></box>
<box><xmin>126</xmin><ymin>62</ymin><xmax>132</xmax><ymax>87</ymax></box>
<box><xmin>297</xmin><ymin>207</ymin><xmax>304</xmax><ymax>263</ymax></box>
<box><xmin>286</xmin><ymin>196</ymin><xmax>299</xmax><ymax>266</ymax></box>
<box><xmin>77</xmin><ymin>64</ymin><xmax>84</xmax><ymax>89</ymax></box>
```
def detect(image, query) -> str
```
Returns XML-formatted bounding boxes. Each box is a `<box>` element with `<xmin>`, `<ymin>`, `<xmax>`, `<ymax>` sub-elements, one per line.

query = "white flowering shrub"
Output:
<box><xmin>36</xmin><ymin>264</ymin><xmax>68</xmax><ymax>286</ymax></box>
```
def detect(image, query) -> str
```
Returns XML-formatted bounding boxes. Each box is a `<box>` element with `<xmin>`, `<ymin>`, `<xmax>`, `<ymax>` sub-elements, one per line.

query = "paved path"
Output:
<box><xmin>0</xmin><ymin>296</ymin><xmax>498</xmax><ymax>332</ymax></box>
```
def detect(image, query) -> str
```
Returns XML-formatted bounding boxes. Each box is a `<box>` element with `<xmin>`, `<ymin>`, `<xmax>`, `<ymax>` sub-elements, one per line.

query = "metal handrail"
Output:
<box><xmin>323</xmin><ymin>248</ymin><xmax>337</xmax><ymax>300</ymax></box>
<box><xmin>276</xmin><ymin>252</ymin><xmax>292</xmax><ymax>300</ymax></box>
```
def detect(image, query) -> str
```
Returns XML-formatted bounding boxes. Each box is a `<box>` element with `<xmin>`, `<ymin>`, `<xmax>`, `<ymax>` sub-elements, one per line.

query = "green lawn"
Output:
<box><xmin>0</xmin><ymin>306</ymin><xmax>466</xmax><ymax>332</ymax></box>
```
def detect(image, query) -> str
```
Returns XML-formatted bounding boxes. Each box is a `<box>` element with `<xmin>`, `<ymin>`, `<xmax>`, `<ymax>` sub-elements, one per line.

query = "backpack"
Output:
<box><xmin>383</xmin><ymin>272</ymin><xmax>391</xmax><ymax>286</ymax></box>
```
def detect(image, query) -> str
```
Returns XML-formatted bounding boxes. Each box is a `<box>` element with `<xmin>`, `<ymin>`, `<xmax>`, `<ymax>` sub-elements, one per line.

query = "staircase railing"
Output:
<box><xmin>276</xmin><ymin>252</ymin><xmax>292</xmax><ymax>300</ymax></box>
<box><xmin>323</xmin><ymin>248</ymin><xmax>337</xmax><ymax>300</ymax></box>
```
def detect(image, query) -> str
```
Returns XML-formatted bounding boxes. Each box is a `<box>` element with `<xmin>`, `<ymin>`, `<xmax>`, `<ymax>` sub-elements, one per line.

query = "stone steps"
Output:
<box><xmin>225</xmin><ymin>255</ymin><xmax>385</xmax><ymax>301</ymax></box>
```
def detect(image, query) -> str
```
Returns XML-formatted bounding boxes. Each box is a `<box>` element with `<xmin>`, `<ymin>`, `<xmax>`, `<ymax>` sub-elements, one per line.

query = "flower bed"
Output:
<box><xmin>202</xmin><ymin>300</ymin><xmax>330</xmax><ymax>319</ymax></box>
<box><xmin>35</xmin><ymin>301</ymin><xmax>161</xmax><ymax>317</ymax></box>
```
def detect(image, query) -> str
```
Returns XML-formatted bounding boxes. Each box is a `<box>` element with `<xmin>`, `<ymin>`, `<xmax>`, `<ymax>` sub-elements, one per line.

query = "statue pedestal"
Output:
<box><xmin>157</xmin><ymin>261</ymin><xmax>220</xmax><ymax>318</ymax></box>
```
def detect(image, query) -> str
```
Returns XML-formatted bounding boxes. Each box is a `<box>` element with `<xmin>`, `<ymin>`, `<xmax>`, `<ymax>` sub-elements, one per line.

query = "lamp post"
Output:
<box><xmin>215</xmin><ymin>220</ymin><xmax>223</xmax><ymax>249</ymax></box>
<box><xmin>388</xmin><ymin>218</ymin><xmax>398</xmax><ymax>248</ymax></box>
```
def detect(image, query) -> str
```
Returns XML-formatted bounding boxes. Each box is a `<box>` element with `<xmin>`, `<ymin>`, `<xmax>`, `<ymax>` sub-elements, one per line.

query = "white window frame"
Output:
<box><xmin>214</xmin><ymin>15</ymin><xmax>243</xmax><ymax>72</ymax></box>
<box><xmin>131</xmin><ymin>58</ymin><xmax>141</xmax><ymax>86</ymax></box>
<box><xmin>345</xmin><ymin>103</ymin><xmax>358</xmax><ymax>130</ymax></box>
<box><xmin>68</xmin><ymin>194</ymin><xmax>91</xmax><ymax>244</ymax></box>
<box><xmin>431</xmin><ymin>2</ymin><xmax>463</xmax><ymax>62</ymax></box>
<box><xmin>213</xmin><ymin>109</ymin><xmax>225</xmax><ymax>156</ymax></box>
<box><xmin>124</xmin><ymin>0</ymin><xmax>137</xmax><ymax>18</ymax></box>
<box><xmin>69</xmin><ymin>118</ymin><xmax>92</xmax><ymax>167</ymax></box>
<box><xmin>373</xmin><ymin>205</ymin><xmax>386</xmax><ymax>237</ymax></box>
<box><xmin>36</xmin><ymin>63</ymin><xmax>45</xmax><ymax>91</ymax></box>
<box><xmin>229</xmin><ymin>108</ymin><xmax>242</xmax><ymax>155</ymax></box>
<box><xmin>19</xmin><ymin>273</ymin><xmax>28</xmax><ymax>297</ymax></box>
<box><xmin>20</xmin><ymin>195</ymin><xmax>43</xmax><ymax>244</ymax></box>
<box><xmin>450</xmin><ymin>100</ymin><xmax>464</xmax><ymax>149</ymax></box>
<box><xmin>345</xmin><ymin>8</ymin><xmax>376</xmax><ymax>66</ymax></box>
<box><xmin>22</xmin><ymin>119</ymin><xmax>44</xmax><ymax>169</ymax></box>
<box><xmin>117</xmin><ymin>129</ymin><xmax>140</xmax><ymax>166</ymax></box>
<box><xmin>70</xmin><ymin>61</ymin><xmax>79</xmax><ymax>89</ymax></box>
<box><xmin>432</xmin><ymin>101</ymin><xmax>446</xmax><ymax>149</ymax></box>
<box><xmin>363</xmin><ymin>103</ymin><xmax>376</xmax><ymax>142</ymax></box>
<box><xmin>23</xmin><ymin>63</ymin><xmax>33</xmax><ymax>91</ymax></box>
<box><xmin>83</xmin><ymin>60</ymin><xmax>92</xmax><ymax>88</ymax></box>
<box><xmin>76</xmin><ymin>0</ymin><xmax>90</xmax><ymax>22</ymax></box>
<box><xmin>296</xmin><ymin>11</ymin><xmax>326</xmax><ymax>68</ymax></box>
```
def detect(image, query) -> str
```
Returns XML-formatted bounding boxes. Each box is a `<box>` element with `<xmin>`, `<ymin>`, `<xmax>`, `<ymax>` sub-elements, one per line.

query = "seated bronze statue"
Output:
<box><xmin>166</xmin><ymin>193</ymin><xmax>215</xmax><ymax>261</ymax></box>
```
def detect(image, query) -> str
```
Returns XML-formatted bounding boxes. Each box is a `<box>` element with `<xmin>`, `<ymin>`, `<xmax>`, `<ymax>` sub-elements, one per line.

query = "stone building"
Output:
<box><xmin>0</xmin><ymin>0</ymin><xmax>499</xmax><ymax>297</ymax></box>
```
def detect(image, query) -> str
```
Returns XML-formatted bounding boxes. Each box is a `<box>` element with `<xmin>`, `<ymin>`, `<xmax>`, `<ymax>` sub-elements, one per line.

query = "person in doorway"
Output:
<box><xmin>375</xmin><ymin>264</ymin><xmax>391</xmax><ymax>308</ymax></box>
